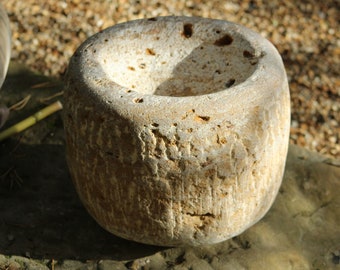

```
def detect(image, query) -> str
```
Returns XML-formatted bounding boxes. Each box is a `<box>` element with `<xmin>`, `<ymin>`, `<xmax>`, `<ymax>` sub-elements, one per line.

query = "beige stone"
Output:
<box><xmin>154</xmin><ymin>145</ymin><xmax>340</xmax><ymax>269</ymax></box>
<box><xmin>64</xmin><ymin>16</ymin><xmax>290</xmax><ymax>246</ymax></box>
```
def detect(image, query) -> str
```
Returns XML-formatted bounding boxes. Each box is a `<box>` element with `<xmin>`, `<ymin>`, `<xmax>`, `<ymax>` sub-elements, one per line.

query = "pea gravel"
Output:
<box><xmin>1</xmin><ymin>0</ymin><xmax>339</xmax><ymax>158</ymax></box>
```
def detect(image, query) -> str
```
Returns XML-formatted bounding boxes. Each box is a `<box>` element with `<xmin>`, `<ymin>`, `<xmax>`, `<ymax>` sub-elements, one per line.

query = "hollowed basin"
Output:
<box><xmin>64</xmin><ymin>16</ymin><xmax>290</xmax><ymax>246</ymax></box>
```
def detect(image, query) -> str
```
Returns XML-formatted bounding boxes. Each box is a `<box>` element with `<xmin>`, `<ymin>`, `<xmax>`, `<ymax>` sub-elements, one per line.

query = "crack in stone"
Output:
<box><xmin>185</xmin><ymin>212</ymin><xmax>215</xmax><ymax>218</ymax></box>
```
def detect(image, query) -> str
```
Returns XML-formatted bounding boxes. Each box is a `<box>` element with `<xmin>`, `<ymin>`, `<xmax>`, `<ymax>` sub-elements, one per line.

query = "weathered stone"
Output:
<box><xmin>157</xmin><ymin>145</ymin><xmax>340</xmax><ymax>269</ymax></box>
<box><xmin>64</xmin><ymin>16</ymin><xmax>290</xmax><ymax>246</ymax></box>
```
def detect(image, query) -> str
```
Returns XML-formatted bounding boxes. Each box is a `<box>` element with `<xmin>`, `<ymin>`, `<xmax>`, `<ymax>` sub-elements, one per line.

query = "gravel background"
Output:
<box><xmin>1</xmin><ymin>0</ymin><xmax>339</xmax><ymax>158</ymax></box>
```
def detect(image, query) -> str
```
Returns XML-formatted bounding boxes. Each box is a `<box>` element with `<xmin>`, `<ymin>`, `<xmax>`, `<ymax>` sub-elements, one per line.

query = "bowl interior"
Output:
<box><xmin>97</xmin><ymin>18</ymin><xmax>260</xmax><ymax>97</ymax></box>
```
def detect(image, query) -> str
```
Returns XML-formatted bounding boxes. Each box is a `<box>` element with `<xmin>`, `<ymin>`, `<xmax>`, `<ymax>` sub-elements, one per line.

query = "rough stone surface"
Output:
<box><xmin>0</xmin><ymin>65</ymin><xmax>338</xmax><ymax>267</ymax></box>
<box><xmin>64</xmin><ymin>16</ymin><xmax>290</xmax><ymax>246</ymax></box>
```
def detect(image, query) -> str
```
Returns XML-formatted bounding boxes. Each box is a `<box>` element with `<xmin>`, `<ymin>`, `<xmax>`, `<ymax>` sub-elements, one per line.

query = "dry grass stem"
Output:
<box><xmin>0</xmin><ymin>100</ymin><xmax>63</xmax><ymax>142</ymax></box>
<box><xmin>9</xmin><ymin>95</ymin><xmax>31</xmax><ymax>111</ymax></box>
<box><xmin>39</xmin><ymin>91</ymin><xmax>64</xmax><ymax>104</ymax></box>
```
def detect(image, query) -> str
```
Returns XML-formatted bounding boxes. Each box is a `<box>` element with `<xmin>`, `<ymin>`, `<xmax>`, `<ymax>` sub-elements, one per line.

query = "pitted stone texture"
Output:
<box><xmin>64</xmin><ymin>16</ymin><xmax>290</xmax><ymax>246</ymax></box>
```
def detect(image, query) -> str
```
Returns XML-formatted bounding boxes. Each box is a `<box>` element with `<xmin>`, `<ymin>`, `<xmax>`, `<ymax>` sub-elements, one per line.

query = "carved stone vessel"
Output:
<box><xmin>64</xmin><ymin>16</ymin><xmax>290</xmax><ymax>246</ymax></box>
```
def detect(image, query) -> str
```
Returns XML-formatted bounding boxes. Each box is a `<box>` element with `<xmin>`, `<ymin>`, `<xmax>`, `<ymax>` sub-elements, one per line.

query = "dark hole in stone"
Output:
<box><xmin>146</xmin><ymin>48</ymin><xmax>156</xmax><ymax>55</ymax></box>
<box><xmin>182</xmin><ymin>23</ymin><xmax>193</xmax><ymax>38</ymax></box>
<box><xmin>125</xmin><ymin>261</ymin><xmax>134</xmax><ymax>268</ymax></box>
<box><xmin>175</xmin><ymin>253</ymin><xmax>186</xmax><ymax>265</ymax></box>
<box><xmin>196</xmin><ymin>115</ymin><xmax>210</xmax><ymax>122</ymax></box>
<box><xmin>151</xmin><ymin>123</ymin><xmax>159</xmax><ymax>127</ymax></box>
<box><xmin>243</xmin><ymin>50</ymin><xmax>255</xmax><ymax>58</ymax></box>
<box><xmin>98</xmin><ymin>116</ymin><xmax>105</xmax><ymax>123</ymax></box>
<box><xmin>214</xmin><ymin>34</ymin><xmax>233</xmax><ymax>46</ymax></box>
<box><xmin>133</xmin><ymin>98</ymin><xmax>144</xmax><ymax>103</ymax></box>
<box><xmin>148</xmin><ymin>17</ymin><xmax>157</xmax><ymax>21</ymax></box>
<box><xmin>186</xmin><ymin>212</ymin><xmax>215</xmax><ymax>218</ymax></box>
<box><xmin>225</xmin><ymin>79</ymin><xmax>236</xmax><ymax>88</ymax></box>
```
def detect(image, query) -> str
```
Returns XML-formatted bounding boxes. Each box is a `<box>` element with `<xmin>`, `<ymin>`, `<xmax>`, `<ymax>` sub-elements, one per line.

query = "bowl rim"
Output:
<box><xmin>66</xmin><ymin>16</ymin><xmax>287</xmax><ymax>117</ymax></box>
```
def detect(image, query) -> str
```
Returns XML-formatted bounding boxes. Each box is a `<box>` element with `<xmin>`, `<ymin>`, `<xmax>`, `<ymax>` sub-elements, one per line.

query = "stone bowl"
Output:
<box><xmin>64</xmin><ymin>16</ymin><xmax>290</xmax><ymax>246</ymax></box>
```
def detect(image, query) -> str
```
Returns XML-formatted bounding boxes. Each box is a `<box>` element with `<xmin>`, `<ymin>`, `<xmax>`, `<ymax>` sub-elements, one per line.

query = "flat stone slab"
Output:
<box><xmin>0</xmin><ymin>64</ymin><xmax>339</xmax><ymax>269</ymax></box>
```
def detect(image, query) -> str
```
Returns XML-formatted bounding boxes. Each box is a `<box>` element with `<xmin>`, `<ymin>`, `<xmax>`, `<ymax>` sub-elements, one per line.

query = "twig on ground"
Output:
<box><xmin>30</xmin><ymin>81</ymin><xmax>60</xmax><ymax>89</ymax></box>
<box><xmin>0</xmin><ymin>166</ymin><xmax>23</xmax><ymax>189</ymax></box>
<box><xmin>1</xmin><ymin>95</ymin><xmax>32</xmax><ymax>128</ymax></box>
<box><xmin>9</xmin><ymin>94</ymin><xmax>31</xmax><ymax>111</ymax></box>
<box><xmin>0</xmin><ymin>100</ymin><xmax>63</xmax><ymax>142</ymax></box>
<box><xmin>39</xmin><ymin>90</ymin><xmax>64</xmax><ymax>104</ymax></box>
